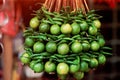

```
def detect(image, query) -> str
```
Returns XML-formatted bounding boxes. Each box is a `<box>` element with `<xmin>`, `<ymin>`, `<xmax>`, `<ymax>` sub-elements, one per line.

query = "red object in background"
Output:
<box><xmin>0</xmin><ymin>12</ymin><xmax>9</xmax><ymax>27</ymax></box>
<box><xmin>0</xmin><ymin>0</ymin><xmax>22</xmax><ymax>37</ymax></box>
<box><xmin>1</xmin><ymin>10</ymin><xmax>17</xmax><ymax>37</ymax></box>
<box><xmin>94</xmin><ymin>0</ymin><xmax>120</xmax><ymax>8</ymax></box>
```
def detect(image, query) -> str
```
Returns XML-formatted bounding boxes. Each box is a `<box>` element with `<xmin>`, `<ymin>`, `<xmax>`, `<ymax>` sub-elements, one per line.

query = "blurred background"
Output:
<box><xmin>0</xmin><ymin>0</ymin><xmax>120</xmax><ymax>80</ymax></box>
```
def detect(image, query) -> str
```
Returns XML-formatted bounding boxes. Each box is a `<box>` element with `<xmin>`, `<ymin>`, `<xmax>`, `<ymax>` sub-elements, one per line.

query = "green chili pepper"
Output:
<box><xmin>54</xmin><ymin>54</ymin><xmax>67</xmax><ymax>58</ymax></box>
<box><xmin>57</xmin><ymin>34</ymin><xmax>66</xmax><ymax>39</ymax></box>
<box><xmin>75</xmin><ymin>20</ymin><xmax>82</xmax><ymax>23</ymax></box>
<box><xmin>63</xmin><ymin>37</ymin><xmax>74</xmax><ymax>41</ymax></box>
<box><xmin>57</xmin><ymin>40</ymin><xmax>67</xmax><ymax>45</ymax></box>
<box><xmin>54</xmin><ymin>21</ymin><xmax>63</xmax><ymax>25</ymax></box>
<box><xmin>81</xmin><ymin>58</ymin><xmax>90</xmax><ymax>62</ymax></box>
<box><xmin>23</xmin><ymin>33</ymin><xmax>33</xmax><ymax>37</ymax></box>
<box><xmin>55</xmin><ymin>59</ymin><xmax>64</xmax><ymax>63</ymax></box>
<box><xmin>72</xmin><ymin>35</ymin><xmax>81</xmax><ymax>39</ymax></box>
<box><xmin>45</xmin><ymin>15</ymin><xmax>54</xmax><ymax>24</ymax></box>
<box><xmin>87</xmin><ymin>10</ymin><xmax>96</xmax><ymax>15</ymax></box>
<box><xmin>50</xmin><ymin>55</ymin><xmax>58</xmax><ymax>59</ymax></box>
<box><xmin>77</xmin><ymin>56</ymin><xmax>80</xmax><ymax>63</ymax></box>
<box><xmin>31</xmin><ymin>52</ymin><xmax>51</xmax><ymax>58</ymax></box>
<box><xmin>29</xmin><ymin>36</ymin><xmax>47</xmax><ymax>40</ymax></box>
<box><xmin>66</xmin><ymin>57</ymin><xmax>76</xmax><ymax>60</ymax></box>
<box><xmin>53</xmin><ymin>17</ymin><xmax>63</xmax><ymax>21</ymax></box>
<box><xmin>101</xmin><ymin>47</ymin><xmax>112</xmax><ymax>50</ymax></box>
<box><xmin>100</xmin><ymin>51</ymin><xmax>112</xmax><ymax>55</ymax></box>
<box><xmin>42</xmin><ymin>7</ymin><xmax>54</xmax><ymax>16</ymax></box>
<box><xmin>41</xmin><ymin>19</ymin><xmax>52</xmax><ymax>24</ymax></box>
<box><xmin>32</xmin><ymin>56</ymin><xmax>44</xmax><ymax>60</ymax></box>
<box><xmin>65</xmin><ymin>61</ymin><xmax>76</xmax><ymax>65</ymax></box>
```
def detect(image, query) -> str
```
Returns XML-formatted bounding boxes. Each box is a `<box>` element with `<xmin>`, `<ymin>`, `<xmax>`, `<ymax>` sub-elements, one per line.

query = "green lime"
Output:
<box><xmin>71</xmin><ymin>41</ymin><xmax>82</xmax><ymax>54</ymax></box>
<box><xmin>58</xmin><ymin>43</ymin><xmax>69</xmax><ymax>55</ymax></box>
<box><xmin>33</xmin><ymin>42</ymin><xmax>45</xmax><ymax>53</ymax></box>
<box><xmin>98</xmin><ymin>54</ymin><xmax>106</xmax><ymax>65</ymax></box>
<box><xmin>88</xmin><ymin>26</ymin><xmax>97</xmax><ymax>35</ymax></box>
<box><xmin>98</xmin><ymin>38</ymin><xmax>105</xmax><ymax>47</ymax></box>
<box><xmin>20</xmin><ymin>52</ymin><xmax>31</xmax><ymax>64</ymax></box>
<box><xmin>25</xmin><ymin>37</ymin><xmax>34</xmax><ymax>47</ymax></box>
<box><xmin>71</xmin><ymin>22</ymin><xmax>80</xmax><ymax>35</ymax></box>
<box><xmin>29</xmin><ymin>17</ymin><xmax>39</xmax><ymax>29</ymax></box>
<box><xmin>45</xmin><ymin>61</ymin><xmax>56</xmax><ymax>73</ymax></box>
<box><xmin>46</xmin><ymin>41</ymin><xmax>57</xmax><ymax>53</ymax></box>
<box><xmin>89</xmin><ymin>58</ymin><xmax>98</xmax><ymax>68</ymax></box>
<box><xmin>29</xmin><ymin>61</ymin><xmax>36</xmax><ymax>69</ymax></box>
<box><xmin>73</xmin><ymin>71</ymin><xmax>84</xmax><ymax>80</ymax></box>
<box><xmin>80</xmin><ymin>21</ymin><xmax>88</xmax><ymax>31</ymax></box>
<box><xmin>93</xmin><ymin>20</ymin><xmax>101</xmax><ymax>29</ymax></box>
<box><xmin>82</xmin><ymin>40</ymin><xmax>90</xmax><ymax>51</ymax></box>
<box><xmin>39</xmin><ymin>23</ymin><xmax>50</xmax><ymax>33</ymax></box>
<box><xmin>61</xmin><ymin>24</ymin><xmax>72</xmax><ymax>34</ymax></box>
<box><xmin>33</xmin><ymin>62</ymin><xmax>44</xmax><ymax>73</ymax></box>
<box><xmin>90</xmin><ymin>41</ymin><xmax>100</xmax><ymax>51</ymax></box>
<box><xmin>57</xmin><ymin>63</ymin><xmax>69</xmax><ymax>75</ymax></box>
<box><xmin>70</xmin><ymin>64</ymin><xmax>80</xmax><ymax>74</ymax></box>
<box><xmin>80</xmin><ymin>61</ymin><xmax>89</xmax><ymax>72</ymax></box>
<box><xmin>50</xmin><ymin>24</ymin><xmax>61</xmax><ymax>35</ymax></box>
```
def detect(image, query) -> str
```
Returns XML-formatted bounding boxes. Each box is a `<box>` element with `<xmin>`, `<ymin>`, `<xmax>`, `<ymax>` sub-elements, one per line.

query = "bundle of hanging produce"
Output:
<box><xmin>20</xmin><ymin>0</ymin><xmax>112</xmax><ymax>80</ymax></box>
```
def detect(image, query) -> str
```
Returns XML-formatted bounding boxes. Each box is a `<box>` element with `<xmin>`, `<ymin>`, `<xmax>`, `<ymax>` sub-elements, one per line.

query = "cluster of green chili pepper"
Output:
<box><xmin>20</xmin><ymin>6</ymin><xmax>112</xmax><ymax>80</ymax></box>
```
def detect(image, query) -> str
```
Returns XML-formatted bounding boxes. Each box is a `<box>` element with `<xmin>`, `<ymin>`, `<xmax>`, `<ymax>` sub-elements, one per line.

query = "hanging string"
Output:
<box><xmin>83</xmin><ymin>0</ymin><xmax>90</xmax><ymax>12</ymax></box>
<box><xmin>55</xmin><ymin>0</ymin><xmax>62</xmax><ymax>12</ymax></box>
<box><xmin>43</xmin><ymin>0</ymin><xmax>89</xmax><ymax>14</ymax></box>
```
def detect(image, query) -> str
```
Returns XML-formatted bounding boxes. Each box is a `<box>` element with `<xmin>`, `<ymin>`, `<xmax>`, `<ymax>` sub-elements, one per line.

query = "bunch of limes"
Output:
<box><xmin>20</xmin><ymin>7</ymin><xmax>111</xmax><ymax>80</ymax></box>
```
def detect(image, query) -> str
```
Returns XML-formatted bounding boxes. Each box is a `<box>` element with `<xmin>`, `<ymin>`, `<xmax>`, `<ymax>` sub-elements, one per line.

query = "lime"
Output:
<box><xmin>93</xmin><ymin>20</ymin><xmax>101</xmax><ymax>29</ymax></box>
<box><xmin>89</xmin><ymin>58</ymin><xmax>98</xmax><ymax>68</ymax></box>
<box><xmin>98</xmin><ymin>38</ymin><xmax>105</xmax><ymax>47</ymax></box>
<box><xmin>39</xmin><ymin>23</ymin><xmax>50</xmax><ymax>33</ymax></box>
<box><xmin>70</xmin><ymin>64</ymin><xmax>80</xmax><ymax>73</ymax></box>
<box><xmin>24</xmin><ymin>37</ymin><xmax>34</xmax><ymax>47</ymax></box>
<box><xmin>57</xmin><ymin>63</ymin><xmax>69</xmax><ymax>75</ymax></box>
<box><xmin>45</xmin><ymin>61</ymin><xmax>56</xmax><ymax>73</ymax></box>
<box><xmin>71</xmin><ymin>22</ymin><xmax>80</xmax><ymax>35</ymax></box>
<box><xmin>29</xmin><ymin>17</ymin><xmax>39</xmax><ymax>29</ymax></box>
<box><xmin>73</xmin><ymin>71</ymin><xmax>84</xmax><ymax>80</ymax></box>
<box><xmin>80</xmin><ymin>61</ymin><xmax>89</xmax><ymax>72</ymax></box>
<box><xmin>46</xmin><ymin>41</ymin><xmax>57</xmax><ymax>53</ymax></box>
<box><xmin>71</xmin><ymin>41</ymin><xmax>82</xmax><ymax>54</ymax></box>
<box><xmin>33</xmin><ymin>62</ymin><xmax>44</xmax><ymax>73</ymax></box>
<box><xmin>80</xmin><ymin>21</ymin><xmax>88</xmax><ymax>31</ymax></box>
<box><xmin>61</xmin><ymin>24</ymin><xmax>72</xmax><ymax>34</ymax></box>
<box><xmin>98</xmin><ymin>54</ymin><xmax>106</xmax><ymax>65</ymax></box>
<box><xmin>50</xmin><ymin>24</ymin><xmax>61</xmax><ymax>35</ymax></box>
<box><xmin>29</xmin><ymin>60</ymin><xmax>36</xmax><ymax>70</ymax></box>
<box><xmin>58</xmin><ymin>43</ymin><xmax>69</xmax><ymax>55</ymax></box>
<box><xmin>88</xmin><ymin>26</ymin><xmax>97</xmax><ymax>35</ymax></box>
<box><xmin>82</xmin><ymin>40</ymin><xmax>90</xmax><ymax>51</ymax></box>
<box><xmin>20</xmin><ymin>52</ymin><xmax>31</xmax><ymax>64</ymax></box>
<box><xmin>33</xmin><ymin>42</ymin><xmax>45</xmax><ymax>53</ymax></box>
<box><xmin>90</xmin><ymin>41</ymin><xmax>100</xmax><ymax>51</ymax></box>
